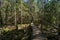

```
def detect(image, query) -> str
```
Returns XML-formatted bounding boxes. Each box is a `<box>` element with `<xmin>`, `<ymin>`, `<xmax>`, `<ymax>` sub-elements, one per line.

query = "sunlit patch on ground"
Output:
<box><xmin>18</xmin><ymin>24</ymin><xmax>29</xmax><ymax>29</ymax></box>
<box><xmin>1</xmin><ymin>24</ymin><xmax>29</xmax><ymax>31</ymax></box>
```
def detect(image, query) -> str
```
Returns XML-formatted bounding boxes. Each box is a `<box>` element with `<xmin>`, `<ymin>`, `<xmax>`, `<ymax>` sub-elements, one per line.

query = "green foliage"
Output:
<box><xmin>0</xmin><ymin>0</ymin><xmax>60</xmax><ymax>40</ymax></box>
<box><xmin>40</xmin><ymin>0</ymin><xmax>60</xmax><ymax>37</ymax></box>
<box><xmin>1</xmin><ymin>26</ymin><xmax>32</xmax><ymax>40</ymax></box>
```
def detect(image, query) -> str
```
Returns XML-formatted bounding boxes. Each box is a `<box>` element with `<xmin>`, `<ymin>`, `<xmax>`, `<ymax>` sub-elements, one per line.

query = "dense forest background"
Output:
<box><xmin>0</xmin><ymin>0</ymin><xmax>60</xmax><ymax>40</ymax></box>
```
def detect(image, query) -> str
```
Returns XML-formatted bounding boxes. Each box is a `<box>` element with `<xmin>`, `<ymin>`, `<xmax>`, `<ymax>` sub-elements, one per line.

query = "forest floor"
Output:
<box><xmin>0</xmin><ymin>24</ymin><xmax>48</xmax><ymax>40</ymax></box>
<box><xmin>0</xmin><ymin>24</ymin><xmax>58</xmax><ymax>40</ymax></box>
<box><xmin>0</xmin><ymin>24</ymin><xmax>29</xmax><ymax>31</ymax></box>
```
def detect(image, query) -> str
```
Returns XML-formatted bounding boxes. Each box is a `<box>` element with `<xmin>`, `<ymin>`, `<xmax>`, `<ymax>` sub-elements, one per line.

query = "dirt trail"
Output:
<box><xmin>32</xmin><ymin>25</ymin><xmax>47</xmax><ymax>40</ymax></box>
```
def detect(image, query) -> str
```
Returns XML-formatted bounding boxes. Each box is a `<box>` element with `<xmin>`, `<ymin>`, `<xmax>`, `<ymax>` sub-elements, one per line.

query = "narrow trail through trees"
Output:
<box><xmin>30</xmin><ymin>23</ymin><xmax>47</xmax><ymax>40</ymax></box>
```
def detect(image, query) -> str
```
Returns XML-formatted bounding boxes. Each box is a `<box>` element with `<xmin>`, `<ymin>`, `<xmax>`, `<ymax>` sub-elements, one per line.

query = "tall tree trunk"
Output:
<box><xmin>0</xmin><ymin>1</ymin><xmax>3</xmax><ymax>27</ymax></box>
<box><xmin>15</xmin><ymin>0</ymin><xmax>18</xmax><ymax>30</ymax></box>
<box><xmin>15</xmin><ymin>10</ymin><xmax>18</xmax><ymax>30</ymax></box>
<box><xmin>0</xmin><ymin>11</ymin><xmax>3</xmax><ymax>27</ymax></box>
<box><xmin>5</xmin><ymin>6</ymin><xmax>8</xmax><ymax>28</ymax></box>
<box><xmin>21</xmin><ymin>0</ymin><xmax>22</xmax><ymax>24</ymax></box>
<box><xmin>28</xmin><ymin>0</ymin><xmax>34</xmax><ymax>23</ymax></box>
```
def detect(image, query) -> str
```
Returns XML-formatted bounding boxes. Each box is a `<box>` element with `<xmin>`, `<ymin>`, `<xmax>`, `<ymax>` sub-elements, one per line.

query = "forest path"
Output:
<box><xmin>32</xmin><ymin>25</ymin><xmax>47</xmax><ymax>40</ymax></box>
